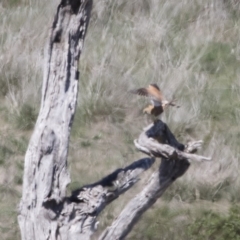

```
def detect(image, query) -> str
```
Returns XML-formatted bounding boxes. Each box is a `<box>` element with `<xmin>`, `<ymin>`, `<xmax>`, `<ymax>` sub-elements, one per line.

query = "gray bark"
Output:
<box><xmin>134</xmin><ymin>121</ymin><xmax>211</xmax><ymax>162</ymax></box>
<box><xmin>18</xmin><ymin>0</ymin><xmax>93</xmax><ymax>239</ymax></box>
<box><xmin>18</xmin><ymin>1</ymin><xmax>211</xmax><ymax>240</ymax></box>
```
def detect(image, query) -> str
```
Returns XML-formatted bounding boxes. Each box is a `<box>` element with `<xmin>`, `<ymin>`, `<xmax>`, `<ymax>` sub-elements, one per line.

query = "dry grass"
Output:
<box><xmin>0</xmin><ymin>0</ymin><xmax>240</xmax><ymax>239</ymax></box>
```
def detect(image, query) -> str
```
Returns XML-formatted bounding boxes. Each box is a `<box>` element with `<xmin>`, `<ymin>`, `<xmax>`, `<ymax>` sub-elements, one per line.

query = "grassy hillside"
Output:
<box><xmin>1</xmin><ymin>0</ymin><xmax>240</xmax><ymax>239</ymax></box>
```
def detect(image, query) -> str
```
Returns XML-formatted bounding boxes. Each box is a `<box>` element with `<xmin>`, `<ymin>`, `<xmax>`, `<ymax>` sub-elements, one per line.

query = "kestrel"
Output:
<box><xmin>130</xmin><ymin>83</ymin><xmax>179</xmax><ymax>117</ymax></box>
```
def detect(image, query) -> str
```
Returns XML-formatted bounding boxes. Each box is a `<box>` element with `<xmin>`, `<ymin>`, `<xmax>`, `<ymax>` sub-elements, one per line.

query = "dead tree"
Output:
<box><xmin>18</xmin><ymin>1</ymin><xmax>211</xmax><ymax>240</ymax></box>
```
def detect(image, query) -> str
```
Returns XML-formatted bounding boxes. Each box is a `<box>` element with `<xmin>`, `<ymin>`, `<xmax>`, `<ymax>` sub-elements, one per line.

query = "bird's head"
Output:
<box><xmin>162</xmin><ymin>100</ymin><xmax>169</xmax><ymax>109</ymax></box>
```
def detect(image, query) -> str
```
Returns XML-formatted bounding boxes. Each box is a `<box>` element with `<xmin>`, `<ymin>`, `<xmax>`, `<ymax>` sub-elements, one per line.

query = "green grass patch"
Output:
<box><xmin>188</xmin><ymin>205</ymin><xmax>240</xmax><ymax>240</ymax></box>
<box><xmin>129</xmin><ymin>205</ymin><xmax>190</xmax><ymax>240</ymax></box>
<box><xmin>0</xmin><ymin>145</ymin><xmax>13</xmax><ymax>165</ymax></box>
<box><xmin>199</xmin><ymin>42</ymin><xmax>238</xmax><ymax>76</ymax></box>
<box><xmin>16</xmin><ymin>104</ymin><xmax>37</xmax><ymax>130</ymax></box>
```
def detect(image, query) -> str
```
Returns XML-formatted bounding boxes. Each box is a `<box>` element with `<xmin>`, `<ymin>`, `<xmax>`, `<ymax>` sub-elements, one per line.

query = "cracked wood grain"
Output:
<box><xmin>18</xmin><ymin>1</ymin><xmax>92</xmax><ymax>240</ymax></box>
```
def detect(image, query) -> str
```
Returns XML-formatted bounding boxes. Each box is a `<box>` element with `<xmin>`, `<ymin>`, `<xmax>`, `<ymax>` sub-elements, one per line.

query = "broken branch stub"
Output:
<box><xmin>135</xmin><ymin>120</ymin><xmax>211</xmax><ymax>162</ymax></box>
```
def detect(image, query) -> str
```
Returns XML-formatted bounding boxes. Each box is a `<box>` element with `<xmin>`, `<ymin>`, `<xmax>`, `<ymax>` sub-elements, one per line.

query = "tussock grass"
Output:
<box><xmin>1</xmin><ymin>0</ymin><xmax>240</xmax><ymax>239</ymax></box>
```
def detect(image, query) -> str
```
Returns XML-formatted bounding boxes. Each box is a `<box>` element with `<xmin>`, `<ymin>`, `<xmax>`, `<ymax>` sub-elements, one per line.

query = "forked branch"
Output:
<box><xmin>99</xmin><ymin>120</ymin><xmax>211</xmax><ymax>240</ymax></box>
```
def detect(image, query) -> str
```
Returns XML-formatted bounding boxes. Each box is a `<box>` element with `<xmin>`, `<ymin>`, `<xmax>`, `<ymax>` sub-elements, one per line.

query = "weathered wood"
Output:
<box><xmin>54</xmin><ymin>157</ymin><xmax>155</xmax><ymax>240</ymax></box>
<box><xmin>70</xmin><ymin>157</ymin><xmax>155</xmax><ymax>204</ymax></box>
<box><xmin>134</xmin><ymin>120</ymin><xmax>211</xmax><ymax>162</ymax></box>
<box><xmin>99</xmin><ymin>120</ymin><xmax>211</xmax><ymax>240</ymax></box>
<box><xmin>18</xmin><ymin>1</ymin><xmax>92</xmax><ymax>240</ymax></box>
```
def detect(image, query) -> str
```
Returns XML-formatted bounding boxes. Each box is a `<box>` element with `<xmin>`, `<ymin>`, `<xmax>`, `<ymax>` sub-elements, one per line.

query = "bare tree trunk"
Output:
<box><xmin>18</xmin><ymin>1</ymin><xmax>92</xmax><ymax>239</ymax></box>
<box><xmin>18</xmin><ymin>1</ymin><xmax>211</xmax><ymax>240</ymax></box>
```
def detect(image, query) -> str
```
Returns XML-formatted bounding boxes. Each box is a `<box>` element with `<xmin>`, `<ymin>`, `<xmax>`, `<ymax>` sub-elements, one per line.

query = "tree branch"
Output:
<box><xmin>134</xmin><ymin>120</ymin><xmax>211</xmax><ymax>162</ymax></box>
<box><xmin>70</xmin><ymin>157</ymin><xmax>155</xmax><ymax>204</ymax></box>
<box><xmin>99</xmin><ymin>120</ymin><xmax>210</xmax><ymax>240</ymax></box>
<box><xmin>49</xmin><ymin>158</ymin><xmax>155</xmax><ymax>240</ymax></box>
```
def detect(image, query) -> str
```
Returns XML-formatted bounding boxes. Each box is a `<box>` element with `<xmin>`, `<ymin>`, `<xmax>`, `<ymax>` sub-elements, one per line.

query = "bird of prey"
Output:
<box><xmin>130</xmin><ymin>83</ymin><xmax>179</xmax><ymax>117</ymax></box>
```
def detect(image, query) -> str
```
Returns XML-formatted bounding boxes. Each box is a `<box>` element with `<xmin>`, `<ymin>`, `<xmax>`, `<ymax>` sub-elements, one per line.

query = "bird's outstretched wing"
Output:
<box><xmin>130</xmin><ymin>88</ymin><xmax>149</xmax><ymax>97</ymax></box>
<box><xmin>130</xmin><ymin>83</ymin><xmax>165</xmax><ymax>107</ymax></box>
